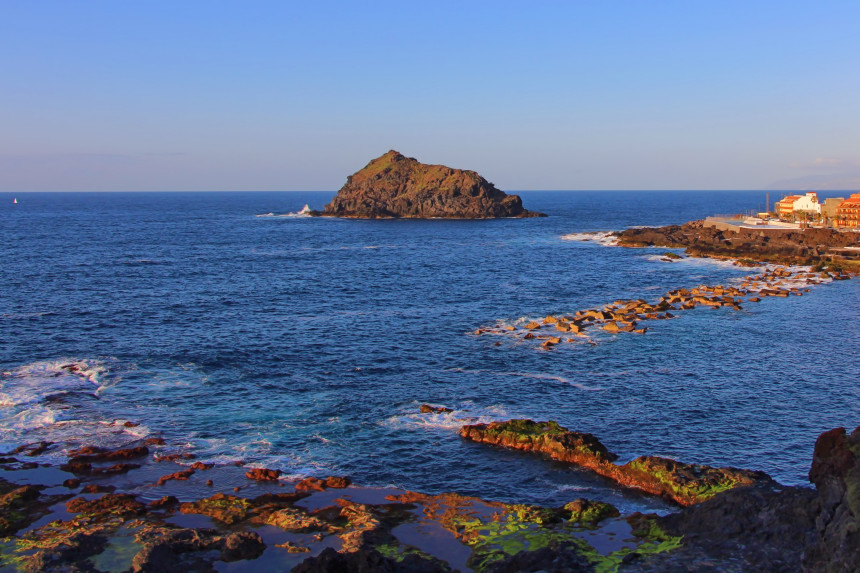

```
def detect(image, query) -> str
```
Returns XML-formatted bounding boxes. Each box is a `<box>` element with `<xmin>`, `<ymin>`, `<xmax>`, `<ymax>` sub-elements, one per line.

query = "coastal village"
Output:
<box><xmin>709</xmin><ymin>191</ymin><xmax>860</xmax><ymax>230</ymax></box>
<box><xmin>773</xmin><ymin>192</ymin><xmax>860</xmax><ymax>227</ymax></box>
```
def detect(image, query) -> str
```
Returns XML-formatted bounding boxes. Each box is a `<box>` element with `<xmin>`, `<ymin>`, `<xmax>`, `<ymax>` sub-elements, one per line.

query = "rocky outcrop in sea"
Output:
<box><xmin>320</xmin><ymin>150</ymin><xmax>546</xmax><ymax>219</ymax></box>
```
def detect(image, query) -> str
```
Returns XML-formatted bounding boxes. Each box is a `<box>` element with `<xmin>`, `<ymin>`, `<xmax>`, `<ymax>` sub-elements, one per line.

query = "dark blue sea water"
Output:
<box><xmin>1</xmin><ymin>191</ymin><xmax>858</xmax><ymax>514</ymax></box>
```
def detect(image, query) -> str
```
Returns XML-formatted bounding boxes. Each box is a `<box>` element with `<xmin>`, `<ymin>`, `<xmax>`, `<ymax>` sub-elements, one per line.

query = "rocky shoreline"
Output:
<box><xmin>614</xmin><ymin>219</ymin><xmax>860</xmax><ymax>269</ymax></box>
<box><xmin>2</xmin><ymin>420</ymin><xmax>859</xmax><ymax>571</ymax></box>
<box><xmin>2</xmin><ymin>220</ymin><xmax>857</xmax><ymax>571</ymax></box>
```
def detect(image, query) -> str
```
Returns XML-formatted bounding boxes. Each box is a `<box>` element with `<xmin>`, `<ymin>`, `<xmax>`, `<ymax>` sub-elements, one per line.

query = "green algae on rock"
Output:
<box><xmin>460</xmin><ymin>419</ymin><xmax>772</xmax><ymax>506</ymax></box>
<box><xmin>321</xmin><ymin>150</ymin><xmax>546</xmax><ymax>219</ymax></box>
<box><xmin>563</xmin><ymin>499</ymin><xmax>620</xmax><ymax>527</ymax></box>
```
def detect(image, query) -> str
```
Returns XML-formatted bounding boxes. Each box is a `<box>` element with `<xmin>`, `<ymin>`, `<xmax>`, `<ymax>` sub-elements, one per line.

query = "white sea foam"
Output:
<box><xmin>560</xmin><ymin>232</ymin><xmax>619</xmax><ymax>246</ymax></box>
<box><xmin>450</xmin><ymin>368</ymin><xmax>604</xmax><ymax>391</ymax></box>
<box><xmin>255</xmin><ymin>204</ymin><xmax>314</xmax><ymax>218</ymax></box>
<box><xmin>0</xmin><ymin>358</ymin><xmax>148</xmax><ymax>460</ymax></box>
<box><xmin>0</xmin><ymin>419</ymin><xmax>151</xmax><ymax>463</ymax></box>
<box><xmin>0</xmin><ymin>358</ymin><xmax>111</xmax><ymax>407</ymax></box>
<box><xmin>384</xmin><ymin>401</ymin><xmax>510</xmax><ymax>432</ymax></box>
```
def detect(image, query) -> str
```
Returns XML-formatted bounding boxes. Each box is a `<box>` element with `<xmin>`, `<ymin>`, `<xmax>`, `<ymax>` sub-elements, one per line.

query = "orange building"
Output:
<box><xmin>775</xmin><ymin>195</ymin><xmax>802</xmax><ymax>218</ymax></box>
<box><xmin>836</xmin><ymin>194</ymin><xmax>860</xmax><ymax>228</ymax></box>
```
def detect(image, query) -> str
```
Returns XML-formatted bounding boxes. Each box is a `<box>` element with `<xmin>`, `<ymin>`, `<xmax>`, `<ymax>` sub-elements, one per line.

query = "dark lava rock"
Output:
<box><xmin>624</xmin><ymin>485</ymin><xmax>818</xmax><ymax>572</ymax></box>
<box><xmin>25</xmin><ymin>531</ymin><xmax>109</xmax><ymax>572</ymax></box>
<box><xmin>293</xmin><ymin>546</ymin><xmax>450</xmax><ymax>573</ymax></box>
<box><xmin>130</xmin><ymin>527</ymin><xmax>262</xmax><ymax>572</ymax></box>
<box><xmin>804</xmin><ymin>426</ymin><xmax>860</xmax><ymax>571</ymax></box>
<box><xmin>321</xmin><ymin>150</ymin><xmax>546</xmax><ymax>219</ymax></box>
<box><xmin>482</xmin><ymin>542</ymin><xmax>594</xmax><ymax>572</ymax></box>
<box><xmin>220</xmin><ymin>531</ymin><xmax>266</xmax><ymax>562</ymax></box>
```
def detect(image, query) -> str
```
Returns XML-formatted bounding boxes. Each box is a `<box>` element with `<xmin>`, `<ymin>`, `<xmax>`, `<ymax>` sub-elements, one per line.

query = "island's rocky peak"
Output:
<box><xmin>321</xmin><ymin>150</ymin><xmax>545</xmax><ymax>218</ymax></box>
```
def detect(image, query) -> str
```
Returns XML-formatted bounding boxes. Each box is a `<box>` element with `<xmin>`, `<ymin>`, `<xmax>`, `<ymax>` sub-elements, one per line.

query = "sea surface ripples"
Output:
<box><xmin>1</xmin><ymin>190</ymin><xmax>858</xmax><ymax>513</ymax></box>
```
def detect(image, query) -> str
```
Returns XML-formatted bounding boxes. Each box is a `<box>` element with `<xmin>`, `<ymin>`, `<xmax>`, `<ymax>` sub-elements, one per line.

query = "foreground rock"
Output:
<box><xmin>321</xmin><ymin>150</ymin><xmax>546</xmax><ymax>219</ymax></box>
<box><xmin>4</xmin><ymin>428</ymin><xmax>860</xmax><ymax>571</ymax></box>
<box><xmin>804</xmin><ymin>426</ymin><xmax>860</xmax><ymax>571</ymax></box>
<box><xmin>460</xmin><ymin>420</ymin><xmax>772</xmax><ymax>506</ymax></box>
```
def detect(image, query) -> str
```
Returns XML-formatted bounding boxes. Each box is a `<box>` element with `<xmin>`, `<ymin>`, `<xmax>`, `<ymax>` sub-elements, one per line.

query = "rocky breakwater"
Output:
<box><xmin>477</xmin><ymin>265</ymin><xmax>836</xmax><ymax>348</ymax></box>
<box><xmin>320</xmin><ymin>150</ymin><xmax>546</xmax><ymax>219</ymax></box>
<box><xmin>459</xmin><ymin>419</ymin><xmax>772</xmax><ymax>506</ymax></box>
<box><xmin>616</xmin><ymin>220</ymin><xmax>860</xmax><ymax>268</ymax></box>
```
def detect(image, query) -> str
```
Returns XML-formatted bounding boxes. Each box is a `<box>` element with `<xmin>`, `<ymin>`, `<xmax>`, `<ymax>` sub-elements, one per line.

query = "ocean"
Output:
<box><xmin>1</xmin><ymin>190</ymin><xmax>858</xmax><ymax>515</ymax></box>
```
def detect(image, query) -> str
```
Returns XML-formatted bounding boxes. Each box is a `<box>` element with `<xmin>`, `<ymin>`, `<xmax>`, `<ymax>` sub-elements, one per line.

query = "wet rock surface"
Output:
<box><xmin>2</xmin><ymin>428</ymin><xmax>860</xmax><ymax>571</ymax></box>
<box><xmin>320</xmin><ymin>150</ymin><xmax>545</xmax><ymax>219</ymax></box>
<box><xmin>460</xmin><ymin>419</ymin><xmax>771</xmax><ymax>506</ymax></box>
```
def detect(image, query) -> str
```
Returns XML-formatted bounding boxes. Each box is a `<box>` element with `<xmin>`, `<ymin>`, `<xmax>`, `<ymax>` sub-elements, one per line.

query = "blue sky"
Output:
<box><xmin>2</xmin><ymin>1</ymin><xmax>860</xmax><ymax>191</ymax></box>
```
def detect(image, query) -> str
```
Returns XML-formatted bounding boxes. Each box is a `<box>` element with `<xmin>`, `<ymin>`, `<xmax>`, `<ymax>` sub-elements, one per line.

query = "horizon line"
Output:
<box><xmin>4</xmin><ymin>189</ymin><xmax>858</xmax><ymax>194</ymax></box>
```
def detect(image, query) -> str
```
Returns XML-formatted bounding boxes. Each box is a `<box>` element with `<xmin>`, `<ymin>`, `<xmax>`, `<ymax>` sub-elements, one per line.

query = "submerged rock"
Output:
<box><xmin>460</xmin><ymin>419</ymin><xmax>771</xmax><ymax>505</ymax></box>
<box><xmin>321</xmin><ymin>150</ymin><xmax>546</xmax><ymax>219</ymax></box>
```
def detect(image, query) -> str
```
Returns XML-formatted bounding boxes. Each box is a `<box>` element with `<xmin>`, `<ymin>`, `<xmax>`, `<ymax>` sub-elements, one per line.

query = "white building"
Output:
<box><xmin>792</xmin><ymin>192</ymin><xmax>821</xmax><ymax>214</ymax></box>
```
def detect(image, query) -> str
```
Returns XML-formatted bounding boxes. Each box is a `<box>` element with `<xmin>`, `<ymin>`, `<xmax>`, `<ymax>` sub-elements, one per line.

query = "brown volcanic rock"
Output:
<box><xmin>615</xmin><ymin>220</ymin><xmax>860</xmax><ymax>266</ymax></box>
<box><xmin>804</xmin><ymin>426</ymin><xmax>860</xmax><ymax>571</ymax></box>
<box><xmin>321</xmin><ymin>150</ymin><xmax>545</xmax><ymax>219</ymax></box>
<box><xmin>460</xmin><ymin>419</ymin><xmax>771</xmax><ymax>506</ymax></box>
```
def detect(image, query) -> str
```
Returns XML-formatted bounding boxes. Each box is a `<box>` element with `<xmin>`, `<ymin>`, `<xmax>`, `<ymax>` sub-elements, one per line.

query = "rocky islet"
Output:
<box><xmin>318</xmin><ymin>150</ymin><xmax>546</xmax><ymax>219</ymax></box>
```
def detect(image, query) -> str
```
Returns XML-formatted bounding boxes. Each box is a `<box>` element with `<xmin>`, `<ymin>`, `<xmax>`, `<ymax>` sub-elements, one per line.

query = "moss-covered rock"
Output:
<box><xmin>178</xmin><ymin>493</ymin><xmax>251</xmax><ymax>525</ymax></box>
<box><xmin>461</xmin><ymin>419</ymin><xmax>772</xmax><ymax>506</ymax></box>
<box><xmin>562</xmin><ymin>499</ymin><xmax>620</xmax><ymax>526</ymax></box>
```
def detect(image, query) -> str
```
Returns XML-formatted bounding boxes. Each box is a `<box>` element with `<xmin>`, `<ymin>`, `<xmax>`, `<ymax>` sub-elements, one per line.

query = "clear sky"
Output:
<box><xmin>2</xmin><ymin>1</ymin><xmax>860</xmax><ymax>191</ymax></box>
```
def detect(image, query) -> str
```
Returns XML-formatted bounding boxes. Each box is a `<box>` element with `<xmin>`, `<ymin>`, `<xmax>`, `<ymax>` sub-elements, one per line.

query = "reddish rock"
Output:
<box><xmin>154</xmin><ymin>453</ymin><xmax>195</xmax><ymax>462</ymax></box>
<box><xmin>460</xmin><ymin>419</ymin><xmax>771</xmax><ymax>506</ymax></box>
<box><xmin>419</xmin><ymin>404</ymin><xmax>453</xmax><ymax>414</ymax></box>
<box><xmin>148</xmin><ymin>495</ymin><xmax>179</xmax><ymax>509</ymax></box>
<box><xmin>157</xmin><ymin>469</ymin><xmax>195</xmax><ymax>486</ymax></box>
<box><xmin>67</xmin><ymin>446</ymin><xmax>105</xmax><ymax>457</ymax></box>
<box><xmin>324</xmin><ymin>476</ymin><xmax>352</xmax><ymax>489</ymax></box>
<box><xmin>144</xmin><ymin>437</ymin><xmax>166</xmax><ymax>446</ymax></box>
<box><xmin>91</xmin><ymin>463</ymin><xmax>140</xmax><ymax>475</ymax></box>
<box><xmin>12</xmin><ymin>442</ymin><xmax>52</xmax><ymax>456</ymax></box>
<box><xmin>62</xmin><ymin>478</ymin><xmax>81</xmax><ymax>489</ymax></box>
<box><xmin>191</xmin><ymin>461</ymin><xmax>214</xmax><ymax>470</ymax></box>
<box><xmin>81</xmin><ymin>484</ymin><xmax>115</xmax><ymax>494</ymax></box>
<box><xmin>179</xmin><ymin>493</ymin><xmax>251</xmax><ymax>525</ymax></box>
<box><xmin>60</xmin><ymin>460</ymin><xmax>92</xmax><ymax>475</ymax></box>
<box><xmin>245</xmin><ymin>468</ymin><xmax>282</xmax><ymax>481</ymax></box>
<box><xmin>67</xmin><ymin>446</ymin><xmax>148</xmax><ymax>464</ymax></box>
<box><xmin>65</xmin><ymin>493</ymin><xmax>145</xmax><ymax>517</ymax></box>
<box><xmin>295</xmin><ymin>477</ymin><xmax>327</xmax><ymax>492</ymax></box>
